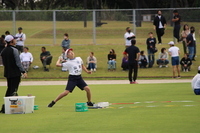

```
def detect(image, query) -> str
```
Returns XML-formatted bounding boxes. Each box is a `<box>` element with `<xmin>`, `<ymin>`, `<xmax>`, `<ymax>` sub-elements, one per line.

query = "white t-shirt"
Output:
<box><xmin>168</xmin><ymin>46</ymin><xmax>179</xmax><ymax>57</ymax></box>
<box><xmin>124</xmin><ymin>32</ymin><xmax>135</xmax><ymax>46</ymax></box>
<box><xmin>20</xmin><ymin>52</ymin><xmax>33</xmax><ymax>62</ymax></box>
<box><xmin>158</xmin><ymin>16</ymin><xmax>164</xmax><ymax>28</ymax></box>
<box><xmin>62</xmin><ymin>57</ymin><xmax>83</xmax><ymax>75</ymax></box>
<box><xmin>192</xmin><ymin>73</ymin><xmax>200</xmax><ymax>90</ymax></box>
<box><xmin>15</xmin><ymin>32</ymin><xmax>26</xmax><ymax>46</ymax></box>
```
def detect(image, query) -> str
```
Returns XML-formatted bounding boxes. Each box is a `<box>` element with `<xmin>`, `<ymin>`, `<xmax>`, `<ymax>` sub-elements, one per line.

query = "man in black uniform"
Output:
<box><xmin>0</xmin><ymin>35</ymin><xmax>27</xmax><ymax>113</ymax></box>
<box><xmin>123</xmin><ymin>39</ymin><xmax>140</xmax><ymax>84</ymax></box>
<box><xmin>172</xmin><ymin>10</ymin><xmax>181</xmax><ymax>43</ymax></box>
<box><xmin>153</xmin><ymin>10</ymin><xmax>167</xmax><ymax>44</ymax></box>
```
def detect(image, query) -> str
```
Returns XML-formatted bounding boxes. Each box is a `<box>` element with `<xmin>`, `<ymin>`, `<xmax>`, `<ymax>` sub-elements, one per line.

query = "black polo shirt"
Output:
<box><xmin>186</xmin><ymin>33</ymin><xmax>194</xmax><ymax>47</ymax></box>
<box><xmin>174</xmin><ymin>14</ymin><xmax>181</xmax><ymax>25</ymax></box>
<box><xmin>124</xmin><ymin>45</ymin><xmax>140</xmax><ymax>64</ymax></box>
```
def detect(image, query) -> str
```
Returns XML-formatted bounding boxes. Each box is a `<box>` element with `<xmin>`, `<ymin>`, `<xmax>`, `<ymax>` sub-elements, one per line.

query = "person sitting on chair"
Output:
<box><xmin>20</xmin><ymin>47</ymin><xmax>33</xmax><ymax>72</ymax></box>
<box><xmin>121</xmin><ymin>55</ymin><xmax>129</xmax><ymax>71</ymax></box>
<box><xmin>86</xmin><ymin>52</ymin><xmax>97</xmax><ymax>72</ymax></box>
<box><xmin>138</xmin><ymin>51</ymin><xmax>148</xmax><ymax>68</ymax></box>
<box><xmin>58</xmin><ymin>49</ymin><xmax>68</xmax><ymax>72</ymax></box>
<box><xmin>107</xmin><ymin>49</ymin><xmax>116</xmax><ymax>71</ymax></box>
<box><xmin>40</xmin><ymin>47</ymin><xmax>52</xmax><ymax>71</ymax></box>
<box><xmin>157</xmin><ymin>48</ymin><xmax>169</xmax><ymax>68</ymax></box>
<box><xmin>180</xmin><ymin>53</ymin><xmax>192</xmax><ymax>72</ymax></box>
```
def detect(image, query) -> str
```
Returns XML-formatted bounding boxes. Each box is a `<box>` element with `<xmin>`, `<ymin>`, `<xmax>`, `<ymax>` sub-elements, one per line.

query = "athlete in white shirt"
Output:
<box><xmin>15</xmin><ymin>27</ymin><xmax>26</xmax><ymax>53</ymax></box>
<box><xmin>20</xmin><ymin>47</ymin><xmax>33</xmax><ymax>72</ymax></box>
<box><xmin>191</xmin><ymin>66</ymin><xmax>200</xmax><ymax>95</ymax></box>
<box><xmin>48</xmin><ymin>48</ymin><xmax>94</xmax><ymax>107</ymax></box>
<box><xmin>124</xmin><ymin>27</ymin><xmax>135</xmax><ymax>47</ymax></box>
<box><xmin>168</xmin><ymin>41</ymin><xmax>181</xmax><ymax>78</ymax></box>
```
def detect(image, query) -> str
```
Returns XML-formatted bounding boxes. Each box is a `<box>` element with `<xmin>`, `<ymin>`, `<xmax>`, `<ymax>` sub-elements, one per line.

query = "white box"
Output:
<box><xmin>4</xmin><ymin>96</ymin><xmax>35</xmax><ymax>114</ymax></box>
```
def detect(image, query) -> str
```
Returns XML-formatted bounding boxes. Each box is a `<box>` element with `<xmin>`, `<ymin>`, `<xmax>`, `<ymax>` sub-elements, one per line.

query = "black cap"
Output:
<box><xmin>18</xmin><ymin>27</ymin><xmax>23</xmax><ymax>30</ymax></box>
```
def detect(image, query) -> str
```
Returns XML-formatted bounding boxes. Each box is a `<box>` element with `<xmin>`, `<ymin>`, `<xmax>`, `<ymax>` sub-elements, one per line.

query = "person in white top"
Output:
<box><xmin>48</xmin><ymin>48</ymin><xmax>94</xmax><ymax>107</ymax></box>
<box><xmin>20</xmin><ymin>47</ymin><xmax>33</xmax><ymax>72</ymax></box>
<box><xmin>58</xmin><ymin>49</ymin><xmax>68</xmax><ymax>72</ymax></box>
<box><xmin>168</xmin><ymin>41</ymin><xmax>181</xmax><ymax>78</ymax></box>
<box><xmin>15</xmin><ymin>27</ymin><xmax>26</xmax><ymax>53</ymax></box>
<box><xmin>124</xmin><ymin>27</ymin><xmax>135</xmax><ymax>47</ymax></box>
<box><xmin>191</xmin><ymin>66</ymin><xmax>200</xmax><ymax>95</ymax></box>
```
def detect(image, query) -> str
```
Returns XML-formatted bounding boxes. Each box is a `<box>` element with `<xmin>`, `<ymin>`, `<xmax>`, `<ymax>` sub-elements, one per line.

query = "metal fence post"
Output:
<box><xmin>12</xmin><ymin>11</ymin><xmax>16</xmax><ymax>35</ymax></box>
<box><xmin>53</xmin><ymin>10</ymin><xmax>56</xmax><ymax>45</ymax></box>
<box><xmin>133</xmin><ymin>9</ymin><xmax>136</xmax><ymax>35</ymax></box>
<box><xmin>93</xmin><ymin>10</ymin><xmax>96</xmax><ymax>45</ymax></box>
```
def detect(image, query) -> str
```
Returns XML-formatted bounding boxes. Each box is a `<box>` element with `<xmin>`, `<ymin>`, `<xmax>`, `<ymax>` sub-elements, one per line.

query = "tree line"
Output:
<box><xmin>1</xmin><ymin>0</ymin><xmax>200</xmax><ymax>10</ymax></box>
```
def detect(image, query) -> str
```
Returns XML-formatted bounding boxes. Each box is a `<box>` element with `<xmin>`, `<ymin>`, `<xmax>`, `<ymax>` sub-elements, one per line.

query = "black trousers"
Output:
<box><xmin>156</xmin><ymin>28</ymin><xmax>165</xmax><ymax>43</ymax></box>
<box><xmin>5</xmin><ymin>76</ymin><xmax>21</xmax><ymax>97</ymax></box>
<box><xmin>16</xmin><ymin>45</ymin><xmax>24</xmax><ymax>53</ymax></box>
<box><xmin>128</xmin><ymin>62</ymin><xmax>138</xmax><ymax>82</ymax></box>
<box><xmin>173</xmin><ymin>24</ymin><xmax>181</xmax><ymax>42</ymax></box>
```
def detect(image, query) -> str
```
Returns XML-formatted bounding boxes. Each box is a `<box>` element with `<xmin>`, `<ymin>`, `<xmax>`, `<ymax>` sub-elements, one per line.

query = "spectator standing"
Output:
<box><xmin>124</xmin><ymin>27</ymin><xmax>135</xmax><ymax>48</ymax></box>
<box><xmin>180</xmin><ymin>53</ymin><xmax>192</xmax><ymax>72</ymax></box>
<box><xmin>107</xmin><ymin>49</ymin><xmax>116</xmax><ymax>71</ymax></box>
<box><xmin>15</xmin><ymin>27</ymin><xmax>26</xmax><ymax>53</ymax></box>
<box><xmin>40</xmin><ymin>47</ymin><xmax>52</xmax><ymax>71</ymax></box>
<box><xmin>20</xmin><ymin>47</ymin><xmax>33</xmax><ymax>72</ymax></box>
<box><xmin>146</xmin><ymin>32</ymin><xmax>156</xmax><ymax>68</ymax></box>
<box><xmin>190</xmin><ymin>26</ymin><xmax>196</xmax><ymax>61</ymax></box>
<box><xmin>153</xmin><ymin>10</ymin><xmax>167</xmax><ymax>44</ymax></box>
<box><xmin>168</xmin><ymin>41</ymin><xmax>181</xmax><ymax>78</ymax></box>
<box><xmin>0</xmin><ymin>35</ymin><xmax>6</xmax><ymax>66</ymax></box>
<box><xmin>61</xmin><ymin>33</ymin><xmax>70</xmax><ymax>50</ymax></box>
<box><xmin>186</xmin><ymin>29</ymin><xmax>194</xmax><ymax>60</ymax></box>
<box><xmin>157</xmin><ymin>48</ymin><xmax>169</xmax><ymax>68</ymax></box>
<box><xmin>172</xmin><ymin>10</ymin><xmax>181</xmax><ymax>43</ymax></box>
<box><xmin>180</xmin><ymin>24</ymin><xmax>190</xmax><ymax>54</ymax></box>
<box><xmin>138</xmin><ymin>51</ymin><xmax>148</xmax><ymax>68</ymax></box>
<box><xmin>0</xmin><ymin>35</ymin><xmax>27</xmax><ymax>113</ymax></box>
<box><xmin>124</xmin><ymin>39</ymin><xmax>140</xmax><ymax>84</ymax></box>
<box><xmin>86</xmin><ymin>52</ymin><xmax>97</xmax><ymax>72</ymax></box>
<box><xmin>191</xmin><ymin>66</ymin><xmax>200</xmax><ymax>95</ymax></box>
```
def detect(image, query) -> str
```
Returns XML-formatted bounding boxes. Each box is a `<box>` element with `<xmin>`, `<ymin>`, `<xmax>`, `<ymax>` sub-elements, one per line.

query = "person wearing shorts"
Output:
<box><xmin>168</xmin><ymin>41</ymin><xmax>181</xmax><ymax>78</ymax></box>
<box><xmin>191</xmin><ymin>66</ymin><xmax>200</xmax><ymax>95</ymax></box>
<box><xmin>48</xmin><ymin>48</ymin><xmax>93</xmax><ymax>107</ymax></box>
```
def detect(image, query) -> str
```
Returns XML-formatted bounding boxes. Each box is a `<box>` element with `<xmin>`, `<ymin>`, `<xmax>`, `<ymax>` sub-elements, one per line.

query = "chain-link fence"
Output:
<box><xmin>0</xmin><ymin>8</ymin><xmax>199</xmax><ymax>45</ymax></box>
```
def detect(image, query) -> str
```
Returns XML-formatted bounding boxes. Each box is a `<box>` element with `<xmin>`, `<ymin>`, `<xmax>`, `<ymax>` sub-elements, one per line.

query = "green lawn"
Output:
<box><xmin>0</xmin><ymin>83</ymin><xmax>199</xmax><ymax>133</ymax></box>
<box><xmin>0</xmin><ymin>21</ymin><xmax>199</xmax><ymax>79</ymax></box>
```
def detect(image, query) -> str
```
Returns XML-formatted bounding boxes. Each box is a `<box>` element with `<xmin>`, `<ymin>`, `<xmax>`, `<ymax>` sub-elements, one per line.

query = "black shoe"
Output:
<box><xmin>48</xmin><ymin>101</ymin><xmax>55</xmax><ymax>107</ymax></box>
<box><xmin>44</xmin><ymin>68</ymin><xmax>49</xmax><ymax>72</ymax></box>
<box><xmin>87</xmin><ymin>102</ymin><xmax>94</xmax><ymax>106</ymax></box>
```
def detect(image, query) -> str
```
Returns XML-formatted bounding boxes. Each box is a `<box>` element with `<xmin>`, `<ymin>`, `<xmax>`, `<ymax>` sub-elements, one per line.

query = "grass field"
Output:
<box><xmin>0</xmin><ymin>83</ymin><xmax>199</xmax><ymax>133</ymax></box>
<box><xmin>0</xmin><ymin>21</ymin><xmax>199</xmax><ymax>79</ymax></box>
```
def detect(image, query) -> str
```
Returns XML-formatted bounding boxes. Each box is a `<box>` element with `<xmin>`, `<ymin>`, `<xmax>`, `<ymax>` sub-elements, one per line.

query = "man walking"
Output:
<box><xmin>172</xmin><ymin>10</ymin><xmax>181</xmax><ymax>43</ymax></box>
<box><xmin>153</xmin><ymin>10</ymin><xmax>167</xmax><ymax>44</ymax></box>
<box><xmin>15</xmin><ymin>27</ymin><xmax>26</xmax><ymax>53</ymax></box>
<box><xmin>48</xmin><ymin>48</ymin><xmax>93</xmax><ymax>107</ymax></box>
<box><xmin>168</xmin><ymin>41</ymin><xmax>181</xmax><ymax>78</ymax></box>
<box><xmin>0</xmin><ymin>35</ymin><xmax>27</xmax><ymax>113</ymax></box>
<box><xmin>123</xmin><ymin>39</ymin><xmax>140</xmax><ymax>84</ymax></box>
<box><xmin>124</xmin><ymin>27</ymin><xmax>135</xmax><ymax>48</ymax></box>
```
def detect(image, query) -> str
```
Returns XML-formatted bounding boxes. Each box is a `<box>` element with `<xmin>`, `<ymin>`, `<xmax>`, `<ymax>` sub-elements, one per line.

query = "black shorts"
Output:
<box><xmin>65</xmin><ymin>75</ymin><xmax>88</xmax><ymax>92</ymax></box>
